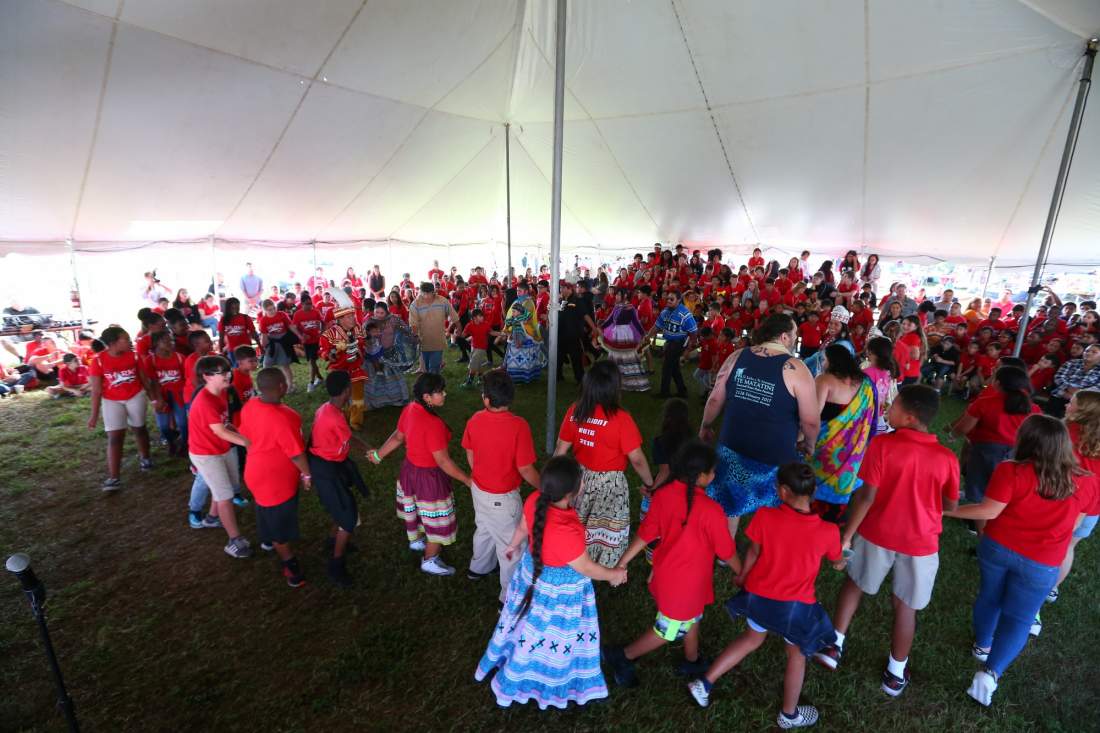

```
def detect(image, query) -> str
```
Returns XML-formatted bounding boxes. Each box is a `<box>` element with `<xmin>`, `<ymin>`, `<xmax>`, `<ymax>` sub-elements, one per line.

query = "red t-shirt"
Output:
<box><xmin>222</xmin><ymin>314</ymin><xmax>256</xmax><ymax>350</ymax></box>
<box><xmin>856</xmin><ymin>429</ymin><xmax>960</xmax><ymax>556</ymax></box>
<box><xmin>523</xmin><ymin>491</ymin><xmax>587</xmax><ymax>567</ymax></box>
<box><xmin>638</xmin><ymin>482</ymin><xmax>735</xmax><ymax>619</ymax></box>
<box><xmin>976</xmin><ymin>318</ymin><xmax>1007</xmax><ymax>332</ymax></box>
<box><xmin>134</xmin><ymin>333</ymin><xmax>154</xmax><ymax>359</ymax></box>
<box><xmin>697</xmin><ymin>337</ymin><xmax>718</xmax><ymax>370</ymax></box>
<box><xmin>230</xmin><ymin>368</ymin><xmax>254</xmax><ymax>427</ymax></box>
<box><xmin>984</xmin><ymin>461</ymin><xmax>1096</xmax><ymax>566</ymax></box>
<box><xmin>557</xmin><ymin>404</ymin><xmax>642</xmax><ymax>472</ymax></box>
<box><xmin>799</xmin><ymin>321</ymin><xmax>822</xmax><ymax>348</ymax></box>
<box><xmin>310</xmin><ymin>402</ymin><xmax>352</xmax><ymax>463</ymax></box>
<box><xmin>59</xmin><ymin>364</ymin><xmax>89</xmax><ymax>387</ymax></box>
<box><xmin>239</xmin><ymin>400</ymin><xmax>305</xmax><ymax>507</ymax></box>
<box><xmin>715</xmin><ymin>341</ymin><xmax>736</xmax><ymax>368</ymax></box>
<box><xmin>463</xmin><ymin>320</ymin><xmax>495</xmax><ymax>350</ymax></box>
<box><xmin>183</xmin><ymin>351</ymin><xmax>204</xmax><ymax>404</ymax></box>
<box><xmin>198</xmin><ymin>301</ymin><xmax>219</xmax><ymax>317</ymax></box>
<box><xmin>743</xmin><ymin>504</ymin><xmax>841</xmax><ymax>603</ymax></box>
<box><xmin>976</xmin><ymin>354</ymin><xmax>998</xmax><ymax>379</ymax></box>
<box><xmin>461</xmin><ymin>409</ymin><xmax>537</xmax><ymax>493</ymax></box>
<box><xmin>1030</xmin><ymin>366</ymin><xmax>1055</xmax><ymax>392</ymax></box>
<box><xmin>89</xmin><ymin>350</ymin><xmax>143</xmax><ymax>401</ymax></box>
<box><xmin>1070</xmin><ymin>422</ymin><xmax>1100</xmax><ymax>516</ymax></box>
<box><xmin>142</xmin><ymin>352</ymin><xmax>185</xmax><ymax>403</ymax></box>
<box><xmin>397</xmin><ymin>401</ymin><xmax>451</xmax><ymax>468</ymax></box>
<box><xmin>258</xmin><ymin>312</ymin><xmax>292</xmax><ymax>339</ymax></box>
<box><xmin>965</xmin><ymin>389</ymin><xmax>1040</xmax><ymax>445</ymax></box>
<box><xmin>188</xmin><ymin>389</ymin><xmax>231</xmax><ymax>455</ymax></box>
<box><xmin>898</xmin><ymin>332</ymin><xmax>922</xmax><ymax>378</ymax></box>
<box><xmin>291</xmin><ymin>309</ymin><xmax>323</xmax><ymax>345</ymax></box>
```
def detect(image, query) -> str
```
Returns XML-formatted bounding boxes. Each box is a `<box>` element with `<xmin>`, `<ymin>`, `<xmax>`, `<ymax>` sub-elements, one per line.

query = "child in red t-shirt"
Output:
<box><xmin>143</xmin><ymin>330</ymin><xmax>188</xmax><ymax>455</ymax></box>
<box><xmin>713</xmin><ymin>328</ymin><xmax>736</xmax><ymax>378</ymax></box>
<box><xmin>229</xmin><ymin>345</ymin><xmax>259</xmax><ymax>428</ymax></box>
<box><xmin>219</xmin><ymin>297</ymin><xmax>257</xmax><ymax>367</ymax></box>
<box><xmin>684</xmin><ymin>326</ymin><xmax>716</xmax><ymax>393</ymax></box>
<box><xmin>475</xmin><ymin>456</ymin><xmax>627</xmax><ymax>708</ymax></box>
<box><xmin>461</xmin><ymin>309</ymin><xmax>501</xmax><ymax>388</ymax></box>
<box><xmin>47</xmin><ymin>353</ymin><xmax>91</xmax><ymax>399</ymax></box>
<box><xmin>371</xmin><ymin>373</ymin><xmax>472</xmax><ymax>576</ymax></box>
<box><xmin>954</xmin><ymin>340</ymin><xmax>983</xmax><ymax>398</ymax></box>
<box><xmin>309</xmin><ymin>370</ymin><xmax>373</xmax><ymax>587</ymax></box>
<box><xmin>688</xmin><ymin>462</ymin><xmax>840</xmax><ymax>729</ymax></box>
<box><xmin>238</xmin><ymin>368</ymin><xmax>312</xmax><ymax>588</ymax></box>
<box><xmin>1028</xmin><ymin>354</ymin><xmax>1058</xmax><ymax>399</ymax></box>
<box><xmin>461</xmin><ymin>370</ymin><xmax>540</xmax><ymax>603</ymax></box>
<box><xmin>258</xmin><ymin>299</ymin><xmax>302</xmax><ymax>393</ymax></box>
<box><xmin>798</xmin><ymin>312</ymin><xmax>822</xmax><ymax>359</ymax></box>
<box><xmin>292</xmin><ymin>295</ymin><xmax>325</xmax><ymax>391</ymax></box>
<box><xmin>605</xmin><ymin>442</ymin><xmax>738</xmax><ymax>686</ymax></box>
<box><xmin>88</xmin><ymin>326</ymin><xmax>155</xmax><ymax>490</ymax></box>
<box><xmin>818</xmin><ymin>385</ymin><xmax>959</xmax><ymax>697</ymax></box>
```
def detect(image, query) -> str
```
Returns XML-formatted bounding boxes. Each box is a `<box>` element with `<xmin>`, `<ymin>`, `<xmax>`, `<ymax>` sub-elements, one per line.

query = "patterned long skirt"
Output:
<box><xmin>573</xmin><ymin>468</ymin><xmax>630</xmax><ymax>567</ymax></box>
<box><xmin>604</xmin><ymin>344</ymin><xmax>649</xmax><ymax>392</ymax></box>
<box><xmin>504</xmin><ymin>338</ymin><xmax>546</xmax><ymax>384</ymax></box>
<box><xmin>395</xmin><ymin>460</ymin><xmax>456</xmax><ymax>545</ymax></box>
<box><xmin>706</xmin><ymin>445</ymin><xmax>782</xmax><ymax>518</ymax></box>
<box><xmin>475</xmin><ymin>551</ymin><xmax>608</xmax><ymax>709</ymax></box>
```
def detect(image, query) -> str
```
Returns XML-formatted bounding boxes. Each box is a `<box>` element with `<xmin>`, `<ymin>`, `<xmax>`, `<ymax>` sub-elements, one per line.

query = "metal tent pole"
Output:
<box><xmin>505</xmin><ymin>122</ymin><xmax>513</xmax><ymax>286</ymax></box>
<box><xmin>545</xmin><ymin>0</ymin><xmax>567</xmax><ymax>453</ymax></box>
<box><xmin>209</xmin><ymin>235</ymin><xmax>218</xmax><ymax>304</ymax></box>
<box><xmin>979</xmin><ymin>256</ymin><xmax>996</xmax><ymax>300</ymax></box>
<box><xmin>1014</xmin><ymin>38</ymin><xmax>1096</xmax><ymax>357</ymax></box>
<box><xmin>66</xmin><ymin>238</ymin><xmax>85</xmax><ymax>329</ymax></box>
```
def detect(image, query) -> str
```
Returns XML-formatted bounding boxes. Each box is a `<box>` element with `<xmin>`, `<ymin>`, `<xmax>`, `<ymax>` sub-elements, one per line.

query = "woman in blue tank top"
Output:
<box><xmin>699</xmin><ymin>313</ymin><xmax>820</xmax><ymax>538</ymax></box>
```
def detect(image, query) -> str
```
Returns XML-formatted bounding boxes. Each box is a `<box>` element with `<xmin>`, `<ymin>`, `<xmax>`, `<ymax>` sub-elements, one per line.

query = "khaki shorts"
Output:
<box><xmin>190</xmin><ymin>449</ymin><xmax>240</xmax><ymax>502</ymax></box>
<box><xmin>102</xmin><ymin>393</ymin><xmax>148</xmax><ymax>432</ymax></box>
<box><xmin>847</xmin><ymin>536</ymin><xmax>939</xmax><ymax>610</ymax></box>
<box><xmin>468</xmin><ymin>348</ymin><xmax>489</xmax><ymax>372</ymax></box>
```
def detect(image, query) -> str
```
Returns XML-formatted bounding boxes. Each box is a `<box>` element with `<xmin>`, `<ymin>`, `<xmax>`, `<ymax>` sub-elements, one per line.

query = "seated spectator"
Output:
<box><xmin>46</xmin><ymin>353</ymin><xmax>91</xmax><ymax>398</ymax></box>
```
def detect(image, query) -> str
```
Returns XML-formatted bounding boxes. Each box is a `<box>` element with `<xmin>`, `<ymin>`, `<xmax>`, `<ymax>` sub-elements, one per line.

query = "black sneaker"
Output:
<box><xmin>467</xmin><ymin>565</ymin><xmax>498</xmax><ymax>581</ymax></box>
<box><xmin>881</xmin><ymin>665</ymin><xmax>910</xmax><ymax>697</ymax></box>
<box><xmin>675</xmin><ymin>656</ymin><xmax>711</xmax><ymax>678</ymax></box>
<box><xmin>601</xmin><ymin>645</ymin><xmax>638</xmax><ymax>688</ymax></box>
<box><xmin>326</xmin><ymin>557</ymin><xmax>353</xmax><ymax>588</ymax></box>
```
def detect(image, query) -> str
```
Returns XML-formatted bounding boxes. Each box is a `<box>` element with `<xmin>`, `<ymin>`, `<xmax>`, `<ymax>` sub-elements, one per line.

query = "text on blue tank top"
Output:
<box><xmin>719</xmin><ymin>349</ymin><xmax>800</xmax><ymax>466</ymax></box>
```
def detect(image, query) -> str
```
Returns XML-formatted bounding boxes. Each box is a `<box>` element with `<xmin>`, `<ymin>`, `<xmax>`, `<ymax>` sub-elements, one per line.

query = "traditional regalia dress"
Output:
<box><xmin>319</xmin><ymin>310</ymin><xmax>368</xmax><ymax>429</ymax></box>
<box><xmin>597</xmin><ymin>304</ymin><xmax>649</xmax><ymax>391</ymax></box>
<box><xmin>502</xmin><ymin>295</ymin><xmax>546</xmax><ymax>384</ymax></box>
<box><xmin>362</xmin><ymin>314</ymin><xmax>415</xmax><ymax>409</ymax></box>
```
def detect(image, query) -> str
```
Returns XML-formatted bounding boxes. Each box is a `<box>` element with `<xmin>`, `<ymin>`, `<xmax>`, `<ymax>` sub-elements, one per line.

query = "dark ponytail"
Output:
<box><xmin>517</xmin><ymin>456</ymin><xmax>582</xmax><ymax>620</ymax></box>
<box><xmin>653</xmin><ymin>440</ymin><xmax>716</xmax><ymax>528</ymax></box>
<box><xmin>995</xmin><ymin>366</ymin><xmax>1032</xmax><ymax>415</ymax></box>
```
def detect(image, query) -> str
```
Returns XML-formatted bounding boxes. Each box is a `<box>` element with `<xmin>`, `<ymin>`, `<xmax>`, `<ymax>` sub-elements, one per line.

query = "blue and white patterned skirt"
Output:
<box><xmin>475</xmin><ymin>551</ymin><xmax>608</xmax><ymax>709</ymax></box>
<box><xmin>504</xmin><ymin>339</ymin><xmax>546</xmax><ymax>384</ymax></box>
<box><xmin>706</xmin><ymin>445</ymin><xmax>782</xmax><ymax>518</ymax></box>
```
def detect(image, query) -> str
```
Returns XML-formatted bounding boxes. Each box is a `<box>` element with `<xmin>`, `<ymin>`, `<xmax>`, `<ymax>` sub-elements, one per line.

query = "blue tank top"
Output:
<box><xmin>718</xmin><ymin>348</ymin><xmax>800</xmax><ymax>467</ymax></box>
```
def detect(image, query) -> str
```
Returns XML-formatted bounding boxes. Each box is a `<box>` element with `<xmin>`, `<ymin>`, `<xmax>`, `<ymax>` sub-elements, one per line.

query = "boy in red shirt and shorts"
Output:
<box><xmin>88</xmin><ymin>326</ymin><xmax>156</xmax><ymax>490</ymax></box>
<box><xmin>309</xmin><ymin>370</ymin><xmax>372</xmax><ymax>587</ymax></box>
<box><xmin>239</xmin><ymin>368</ymin><xmax>312</xmax><ymax>587</ymax></box>
<box><xmin>461</xmin><ymin>369</ymin><xmax>540</xmax><ymax>603</ymax></box>
<box><xmin>816</xmin><ymin>385</ymin><xmax>960</xmax><ymax>697</ymax></box>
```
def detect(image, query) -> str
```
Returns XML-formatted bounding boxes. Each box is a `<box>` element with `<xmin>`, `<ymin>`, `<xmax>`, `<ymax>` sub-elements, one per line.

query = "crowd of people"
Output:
<box><xmin>3</xmin><ymin>243</ymin><xmax>1099</xmax><ymax>727</ymax></box>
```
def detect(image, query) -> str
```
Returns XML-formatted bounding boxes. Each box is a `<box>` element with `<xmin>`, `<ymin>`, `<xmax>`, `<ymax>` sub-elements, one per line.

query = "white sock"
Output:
<box><xmin>834</xmin><ymin>631</ymin><xmax>846</xmax><ymax>648</ymax></box>
<box><xmin>887</xmin><ymin>654</ymin><xmax>908</xmax><ymax>677</ymax></box>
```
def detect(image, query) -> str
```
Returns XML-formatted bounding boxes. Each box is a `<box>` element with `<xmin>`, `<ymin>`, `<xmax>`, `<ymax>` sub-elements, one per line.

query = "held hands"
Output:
<box><xmin>832</xmin><ymin>540</ymin><xmax>852</xmax><ymax>571</ymax></box>
<box><xmin>608</xmin><ymin>566</ymin><xmax>628</xmax><ymax>587</ymax></box>
<box><xmin>504</xmin><ymin>543</ymin><xmax>521</xmax><ymax>561</ymax></box>
<box><xmin>367</xmin><ymin>449</ymin><xmax>382</xmax><ymax>464</ymax></box>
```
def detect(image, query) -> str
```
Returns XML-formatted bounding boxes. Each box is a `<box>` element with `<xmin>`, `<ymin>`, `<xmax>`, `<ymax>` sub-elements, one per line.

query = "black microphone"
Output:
<box><xmin>7</xmin><ymin>552</ymin><xmax>42</xmax><ymax>593</ymax></box>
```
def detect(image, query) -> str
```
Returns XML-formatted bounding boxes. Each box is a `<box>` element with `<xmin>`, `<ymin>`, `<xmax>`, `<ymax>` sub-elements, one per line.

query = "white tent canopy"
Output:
<box><xmin>2</xmin><ymin>0</ymin><xmax>1098</xmax><ymax>265</ymax></box>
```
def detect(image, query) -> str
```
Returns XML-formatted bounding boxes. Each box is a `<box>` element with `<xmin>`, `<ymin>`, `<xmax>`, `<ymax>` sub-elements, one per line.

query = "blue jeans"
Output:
<box><xmin>422</xmin><ymin>350</ymin><xmax>443</xmax><ymax>374</ymax></box>
<box><xmin>974</xmin><ymin>536</ymin><xmax>1058</xmax><ymax>675</ymax></box>
<box><xmin>201</xmin><ymin>316</ymin><xmax>219</xmax><ymax>337</ymax></box>
<box><xmin>153</xmin><ymin>394</ymin><xmax>188</xmax><ymax>445</ymax></box>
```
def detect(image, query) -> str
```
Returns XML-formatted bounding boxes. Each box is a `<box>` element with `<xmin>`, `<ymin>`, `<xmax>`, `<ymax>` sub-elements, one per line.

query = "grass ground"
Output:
<box><xmin>1</xmin><ymin>354</ymin><xmax>1097</xmax><ymax>733</ymax></box>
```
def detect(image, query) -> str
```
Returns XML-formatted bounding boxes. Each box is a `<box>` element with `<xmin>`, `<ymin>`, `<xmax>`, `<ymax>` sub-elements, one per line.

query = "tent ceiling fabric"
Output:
<box><xmin>2</xmin><ymin>0</ymin><xmax>1098</xmax><ymax>265</ymax></box>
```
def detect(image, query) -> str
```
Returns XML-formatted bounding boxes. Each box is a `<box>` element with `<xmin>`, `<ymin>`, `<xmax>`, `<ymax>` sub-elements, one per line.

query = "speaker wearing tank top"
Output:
<box><xmin>699</xmin><ymin>313</ymin><xmax>820</xmax><ymax>540</ymax></box>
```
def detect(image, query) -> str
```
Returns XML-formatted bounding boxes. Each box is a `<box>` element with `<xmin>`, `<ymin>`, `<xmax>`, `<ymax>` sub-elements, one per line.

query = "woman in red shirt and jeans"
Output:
<box><xmin>945</xmin><ymin>415</ymin><xmax>1096</xmax><ymax>706</ymax></box>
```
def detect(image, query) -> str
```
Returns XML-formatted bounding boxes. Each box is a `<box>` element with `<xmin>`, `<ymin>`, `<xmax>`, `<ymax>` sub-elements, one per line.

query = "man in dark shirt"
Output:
<box><xmin>556</xmin><ymin>281</ymin><xmax>596</xmax><ymax>384</ymax></box>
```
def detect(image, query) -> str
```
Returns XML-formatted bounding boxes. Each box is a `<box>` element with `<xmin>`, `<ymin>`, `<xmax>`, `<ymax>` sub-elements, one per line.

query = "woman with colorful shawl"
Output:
<box><xmin>809</xmin><ymin>343</ymin><xmax>878</xmax><ymax>524</ymax></box>
<box><xmin>362</xmin><ymin>302</ymin><xmax>415</xmax><ymax>409</ymax></box>
<box><xmin>502</xmin><ymin>283</ymin><xmax>546</xmax><ymax>384</ymax></box>
<box><xmin>597</xmin><ymin>289</ymin><xmax>649</xmax><ymax>392</ymax></box>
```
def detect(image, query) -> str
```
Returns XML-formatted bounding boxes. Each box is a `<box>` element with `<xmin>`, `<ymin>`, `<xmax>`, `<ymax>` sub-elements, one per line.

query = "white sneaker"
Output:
<box><xmin>408</xmin><ymin>537</ymin><xmax>427</xmax><ymax>552</ymax></box>
<box><xmin>13</xmin><ymin>385</ymin><xmax>24</xmax><ymax>394</ymax></box>
<box><xmin>306</xmin><ymin>381</ymin><xmax>317</xmax><ymax>393</ymax></box>
<box><xmin>420</xmin><ymin>556</ymin><xmax>455</xmax><ymax>576</ymax></box>
<box><xmin>1029</xmin><ymin>613</ymin><xmax>1042</xmax><ymax>637</ymax></box>
<box><xmin>777</xmin><ymin>705</ymin><xmax>819</xmax><ymax>729</ymax></box>
<box><xmin>687</xmin><ymin>679</ymin><xmax>709</xmax><ymax>707</ymax></box>
<box><xmin>967</xmin><ymin>669</ymin><xmax>998</xmax><ymax>707</ymax></box>
<box><xmin>971</xmin><ymin>645</ymin><xmax>989</xmax><ymax>663</ymax></box>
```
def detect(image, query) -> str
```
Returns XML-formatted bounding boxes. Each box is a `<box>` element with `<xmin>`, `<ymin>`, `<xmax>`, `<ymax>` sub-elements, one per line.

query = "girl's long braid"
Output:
<box><xmin>516</xmin><ymin>492</ymin><xmax>550</xmax><ymax>621</ymax></box>
<box><xmin>682</xmin><ymin>479</ymin><xmax>696</xmax><ymax>528</ymax></box>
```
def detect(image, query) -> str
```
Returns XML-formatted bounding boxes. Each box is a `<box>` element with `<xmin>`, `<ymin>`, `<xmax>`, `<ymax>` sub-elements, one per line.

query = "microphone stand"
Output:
<box><xmin>6</xmin><ymin>553</ymin><xmax>79</xmax><ymax>732</ymax></box>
